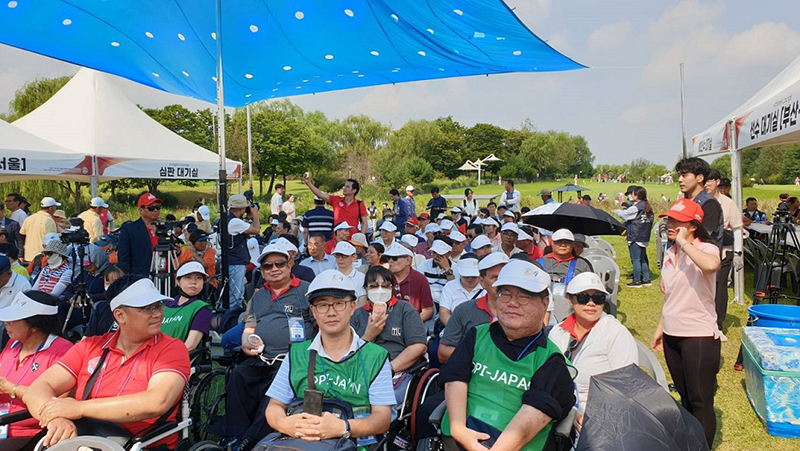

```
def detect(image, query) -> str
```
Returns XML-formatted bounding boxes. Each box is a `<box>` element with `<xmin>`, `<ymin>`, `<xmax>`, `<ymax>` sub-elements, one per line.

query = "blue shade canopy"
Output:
<box><xmin>0</xmin><ymin>0</ymin><xmax>584</xmax><ymax>107</ymax></box>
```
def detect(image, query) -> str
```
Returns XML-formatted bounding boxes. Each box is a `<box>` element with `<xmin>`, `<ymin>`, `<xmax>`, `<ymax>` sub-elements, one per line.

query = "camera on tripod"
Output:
<box><xmin>773</xmin><ymin>201</ymin><xmax>793</xmax><ymax>226</ymax></box>
<box><xmin>61</xmin><ymin>218</ymin><xmax>90</xmax><ymax>245</ymax></box>
<box><xmin>153</xmin><ymin>220</ymin><xmax>181</xmax><ymax>246</ymax></box>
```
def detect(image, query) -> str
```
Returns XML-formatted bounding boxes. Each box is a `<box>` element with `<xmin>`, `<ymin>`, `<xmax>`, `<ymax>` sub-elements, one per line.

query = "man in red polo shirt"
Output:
<box><xmin>384</xmin><ymin>244</ymin><xmax>434</xmax><ymax>322</ymax></box>
<box><xmin>303</xmin><ymin>172</ymin><xmax>368</xmax><ymax>238</ymax></box>
<box><xmin>24</xmin><ymin>276</ymin><xmax>190</xmax><ymax>449</ymax></box>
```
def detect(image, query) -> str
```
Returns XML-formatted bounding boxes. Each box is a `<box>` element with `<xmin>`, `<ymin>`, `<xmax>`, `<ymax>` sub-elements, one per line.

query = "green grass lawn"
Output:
<box><xmin>121</xmin><ymin>179</ymin><xmax>800</xmax><ymax>448</ymax></box>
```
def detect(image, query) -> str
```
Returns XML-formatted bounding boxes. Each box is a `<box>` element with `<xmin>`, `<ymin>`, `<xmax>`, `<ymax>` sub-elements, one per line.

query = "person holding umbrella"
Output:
<box><xmin>651</xmin><ymin>199</ymin><xmax>721</xmax><ymax>448</ymax></box>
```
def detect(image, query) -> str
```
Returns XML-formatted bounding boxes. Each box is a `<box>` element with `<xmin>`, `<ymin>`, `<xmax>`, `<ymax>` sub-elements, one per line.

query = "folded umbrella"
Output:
<box><xmin>522</xmin><ymin>202</ymin><xmax>626</xmax><ymax>236</ymax></box>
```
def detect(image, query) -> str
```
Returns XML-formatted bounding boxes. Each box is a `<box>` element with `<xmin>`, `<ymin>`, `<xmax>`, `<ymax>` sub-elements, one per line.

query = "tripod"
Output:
<box><xmin>63</xmin><ymin>243</ymin><xmax>93</xmax><ymax>337</ymax></box>
<box><xmin>753</xmin><ymin>218</ymin><xmax>800</xmax><ymax>305</ymax></box>
<box><xmin>151</xmin><ymin>242</ymin><xmax>179</xmax><ymax>297</ymax></box>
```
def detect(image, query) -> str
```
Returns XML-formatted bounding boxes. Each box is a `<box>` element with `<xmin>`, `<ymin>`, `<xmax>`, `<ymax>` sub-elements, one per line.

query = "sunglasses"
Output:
<box><xmin>387</xmin><ymin>255</ymin><xmax>406</xmax><ymax>262</ymax></box>
<box><xmin>261</xmin><ymin>260</ymin><xmax>288</xmax><ymax>270</ymax></box>
<box><xmin>565</xmin><ymin>337</ymin><xmax>582</xmax><ymax>360</ymax></box>
<box><xmin>366</xmin><ymin>282</ymin><xmax>393</xmax><ymax>289</ymax></box>
<box><xmin>574</xmin><ymin>293</ymin><xmax>607</xmax><ymax>305</ymax></box>
<box><xmin>143</xmin><ymin>205</ymin><xmax>162</xmax><ymax>211</ymax></box>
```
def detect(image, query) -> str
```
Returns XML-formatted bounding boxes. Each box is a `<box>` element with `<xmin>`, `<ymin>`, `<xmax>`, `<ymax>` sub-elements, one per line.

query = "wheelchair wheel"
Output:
<box><xmin>415</xmin><ymin>437</ymin><xmax>443</xmax><ymax>451</ymax></box>
<box><xmin>410</xmin><ymin>368</ymin><xmax>440</xmax><ymax>443</ymax></box>
<box><xmin>188</xmin><ymin>440</ymin><xmax>225</xmax><ymax>450</ymax></box>
<box><xmin>190</xmin><ymin>368</ymin><xmax>227</xmax><ymax>442</ymax></box>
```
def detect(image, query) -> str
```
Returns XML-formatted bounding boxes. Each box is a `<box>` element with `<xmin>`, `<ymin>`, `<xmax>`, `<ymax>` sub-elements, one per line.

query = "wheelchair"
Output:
<box><xmin>0</xmin><ymin>358</ymin><xmax>225</xmax><ymax>451</ymax></box>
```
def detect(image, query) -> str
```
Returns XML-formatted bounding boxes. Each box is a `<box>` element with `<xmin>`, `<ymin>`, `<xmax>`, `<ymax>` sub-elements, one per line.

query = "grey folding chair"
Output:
<box><xmin>635</xmin><ymin>339</ymin><xmax>669</xmax><ymax>391</ymax></box>
<box><xmin>591</xmin><ymin>238</ymin><xmax>617</xmax><ymax>260</ymax></box>
<box><xmin>584</xmin><ymin>254</ymin><xmax>620</xmax><ymax>316</ymax></box>
<box><xmin>551</xmin><ymin>294</ymin><xmax>572</xmax><ymax>323</ymax></box>
<box><xmin>580</xmin><ymin>247</ymin><xmax>611</xmax><ymax>259</ymax></box>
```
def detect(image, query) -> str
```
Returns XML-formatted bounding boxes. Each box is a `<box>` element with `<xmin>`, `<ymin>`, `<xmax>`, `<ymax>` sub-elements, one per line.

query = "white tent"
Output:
<box><xmin>13</xmin><ymin>68</ymin><xmax>241</xmax><ymax>192</ymax></box>
<box><xmin>0</xmin><ymin>119</ymin><xmax>92</xmax><ymax>182</ymax></box>
<box><xmin>692</xmin><ymin>54</ymin><xmax>800</xmax><ymax>305</ymax></box>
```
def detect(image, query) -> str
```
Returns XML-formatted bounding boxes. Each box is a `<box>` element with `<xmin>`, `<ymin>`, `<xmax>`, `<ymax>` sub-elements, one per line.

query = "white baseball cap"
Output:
<box><xmin>451</xmin><ymin>206</ymin><xmax>462</xmax><ymax>213</ymax></box>
<box><xmin>449</xmin><ymin>230</ymin><xmax>466</xmax><ymax>243</ymax></box>
<box><xmin>401</xmin><ymin>234</ymin><xmax>419</xmax><ymax>248</ymax></box>
<box><xmin>501</xmin><ymin>223</ymin><xmax>520</xmax><ymax>234</ymax></box>
<box><xmin>333</xmin><ymin>241</ymin><xmax>357</xmax><ymax>256</ymax></box>
<box><xmin>0</xmin><ymin>291</ymin><xmax>58</xmax><ymax>321</ymax></box>
<box><xmin>307</xmin><ymin>269</ymin><xmax>356</xmax><ymax>302</ymax></box>
<box><xmin>470</xmin><ymin>235</ymin><xmax>492</xmax><ymax>250</ymax></box>
<box><xmin>430</xmin><ymin>239</ymin><xmax>453</xmax><ymax>255</ymax></box>
<box><xmin>42</xmin><ymin>232</ymin><xmax>60</xmax><ymax>246</ymax></box>
<box><xmin>516</xmin><ymin>229</ymin><xmax>534</xmax><ymax>241</ymax></box>
<box><xmin>503</xmin><ymin>210</ymin><xmax>516</xmax><ymax>218</ymax></box>
<box><xmin>456</xmin><ymin>257</ymin><xmax>479</xmax><ymax>277</ymax></box>
<box><xmin>176</xmin><ymin>261</ymin><xmax>208</xmax><ymax>279</ymax></box>
<box><xmin>481</xmin><ymin>217</ymin><xmax>499</xmax><ymax>228</ymax></box>
<box><xmin>566</xmin><ymin>272</ymin><xmax>609</xmax><ymax>295</ymax></box>
<box><xmin>379</xmin><ymin>221</ymin><xmax>398</xmax><ymax>232</ymax></box>
<box><xmin>552</xmin><ymin>228</ymin><xmax>575</xmax><ymax>242</ymax></box>
<box><xmin>472</xmin><ymin>217</ymin><xmax>484</xmax><ymax>226</ymax></box>
<box><xmin>110</xmin><ymin>278</ymin><xmax>170</xmax><ymax>311</ymax></box>
<box><xmin>478</xmin><ymin>252</ymin><xmax>509</xmax><ymax>271</ymax></box>
<box><xmin>274</xmin><ymin>237</ymin><xmax>299</xmax><ymax>255</ymax></box>
<box><xmin>406</xmin><ymin>185</ymin><xmax>415</xmax><ymax>192</ymax></box>
<box><xmin>440</xmin><ymin>219</ymin><xmax>455</xmax><ymax>230</ymax></box>
<box><xmin>40</xmin><ymin>197</ymin><xmax>61</xmax><ymax>208</ymax></box>
<box><xmin>383</xmin><ymin>243</ymin><xmax>414</xmax><ymax>258</ymax></box>
<box><xmin>424</xmin><ymin>223</ymin><xmax>440</xmax><ymax>234</ymax></box>
<box><xmin>198</xmin><ymin>205</ymin><xmax>211</xmax><ymax>218</ymax></box>
<box><xmin>334</xmin><ymin>222</ymin><xmax>355</xmax><ymax>232</ymax></box>
<box><xmin>90</xmin><ymin>197</ymin><xmax>109</xmax><ymax>208</ymax></box>
<box><xmin>493</xmin><ymin>259</ymin><xmax>551</xmax><ymax>294</ymax></box>
<box><xmin>257</xmin><ymin>243</ymin><xmax>291</xmax><ymax>263</ymax></box>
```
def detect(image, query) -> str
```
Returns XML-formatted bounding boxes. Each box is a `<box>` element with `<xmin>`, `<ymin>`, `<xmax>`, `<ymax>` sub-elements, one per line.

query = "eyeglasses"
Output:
<box><xmin>333</xmin><ymin>254</ymin><xmax>352</xmax><ymax>259</ymax></box>
<box><xmin>575</xmin><ymin>293</ymin><xmax>607</xmax><ymax>305</ymax></box>
<box><xmin>312</xmin><ymin>300</ymin><xmax>350</xmax><ymax>313</ymax></box>
<box><xmin>143</xmin><ymin>205</ymin><xmax>162</xmax><ymax>211</ymax></box>
<box><xmin>261</xmin><ymin>260</ymin><xmax>288</xmax><ymax>270</ymax></box>
<box><xmin>554</xmin><ymin>240</ymin><xmax>572</xmax><ymax>247</ymax></box>
<box><xmin>367</xmin><ymin>282</ymin><xmax>393</xmax><ymax>289</ymax></box>
<box><xmin>497</xmin><ymin>289</ymin><xmax>538</xmax><ymax>305</ymax></box>
<box><xmin>130</xmin><ymin>302</ymin><xmax>165</xmax><ymax>314</ymax></box>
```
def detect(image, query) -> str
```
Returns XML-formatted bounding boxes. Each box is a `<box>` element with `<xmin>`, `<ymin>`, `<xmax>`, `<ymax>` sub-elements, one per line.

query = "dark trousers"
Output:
<box><xmin>715</xmin><ymin>250</ymin><xmax>733</xmax><ymax>330</ymax></box>
<box><xmin>663</xmin><ymin>334</ymin><xmax>720</xmax><ymax>448</ymax></box>
<box><xmin>414</xmin><ymin>390</ymin><xmax>446</xmax><ymax>441</ymax></box>
<box><xmin>224</xmin><ymin>360</ymin><xmax>278</xmax><ymax>440</ymax></box>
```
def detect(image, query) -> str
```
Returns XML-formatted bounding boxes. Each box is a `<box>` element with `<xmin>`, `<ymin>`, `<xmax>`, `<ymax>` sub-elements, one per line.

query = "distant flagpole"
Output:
<box><xmin>680</xmin><ymin>63</ymin><xmax>688</xmax><ymax>159</ymax></box>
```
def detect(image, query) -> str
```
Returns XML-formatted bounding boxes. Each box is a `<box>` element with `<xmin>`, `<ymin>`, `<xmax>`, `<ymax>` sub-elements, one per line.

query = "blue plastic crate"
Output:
<box><xmin>742</xmin><ymin>327</ymin><xmax>800</xmax><ymax>438</ymax></box>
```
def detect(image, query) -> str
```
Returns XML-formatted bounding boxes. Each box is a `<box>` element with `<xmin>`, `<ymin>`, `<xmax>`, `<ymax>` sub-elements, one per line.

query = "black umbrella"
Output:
<box><xmin>576</xmin><ymin>365</ymin><xmax>709</xmax><ymax>451</ymax></box>
<box><xmin>522</xmin><ymin>202</ymin><xmax>626</xmax><ymax>236</ymax></box>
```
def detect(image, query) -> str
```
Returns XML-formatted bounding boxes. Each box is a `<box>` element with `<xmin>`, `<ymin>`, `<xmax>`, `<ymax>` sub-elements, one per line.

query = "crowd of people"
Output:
<box><xmin>0</xmin><ymin>157</ymin><xmax>768</xmax><ymax>450</ymax></box>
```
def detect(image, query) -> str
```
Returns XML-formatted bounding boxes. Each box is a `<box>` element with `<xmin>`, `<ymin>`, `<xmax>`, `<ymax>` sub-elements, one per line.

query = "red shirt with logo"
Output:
<box><xmin>328</xmin><ymin>195</ymin><xmax>367</xmax><ymax>238</ymax></box>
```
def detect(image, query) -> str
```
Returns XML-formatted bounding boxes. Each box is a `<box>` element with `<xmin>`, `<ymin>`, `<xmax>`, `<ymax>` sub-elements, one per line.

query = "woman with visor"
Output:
<box><xmin>0</xmin><ymin>291</ymin><xmax>73</xmax><ymax>450</ymax></box>
<box><xmin>548</xmin><ymin>272</ymin><xmax>637</xmax><ymax>434</ymax></box>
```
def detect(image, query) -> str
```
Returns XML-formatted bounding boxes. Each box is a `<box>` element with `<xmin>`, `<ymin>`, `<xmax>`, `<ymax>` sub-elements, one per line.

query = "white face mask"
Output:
<box><xmin>368</xmin><ymin>287</ymin><xmax>392</xmax><ymax>304</ymax></box>
<box><xmin>47</xmin><ymin>255</ymin><xmax>63</xmax><ymax>268</ymax></box>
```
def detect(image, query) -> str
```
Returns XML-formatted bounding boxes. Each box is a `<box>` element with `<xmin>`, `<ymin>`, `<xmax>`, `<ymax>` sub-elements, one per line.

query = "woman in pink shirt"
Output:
<box><xmin>651</xmin><ymin>199</ymin><xmax>721</xmax><ymax>448</ymax></box>
<box><xmin>0</xmin><ymin>291</ymin><xmax>73</xmax><ymax>450</ymax></box>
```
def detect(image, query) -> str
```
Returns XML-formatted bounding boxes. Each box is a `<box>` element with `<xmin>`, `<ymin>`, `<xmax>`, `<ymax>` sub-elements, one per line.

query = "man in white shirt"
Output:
<box><xmin>270</xmin><ymin>184</ymin><xmax>285</xmax><ymax>215</ymax></box>
<box><xmin>438</xmin><ymin>256</ymin><xmax>484</xmax><ymax>326</ymax></box>
<box><xmin>5</xmin><ymin>193</ymin><xmax>27</xmax><ymax>225</ymax></box>
<box><xmin>228</xmin><ymin>194</ymin><xmax>261</xmax><ymax>310</ymax></box>
<box><xmin>501</xmin><ymin>180</ymin><xmax>522</xmax><ymax>213</ymax></box>
<box><xmin>332</xmin><ymin>241</ymin><xmax>366</xmax><ymax>303</ymax></box>
<box><xmin>376</xmin><ymin>221</ymin><xmax>398</xmax><ymax>248</ymax></box>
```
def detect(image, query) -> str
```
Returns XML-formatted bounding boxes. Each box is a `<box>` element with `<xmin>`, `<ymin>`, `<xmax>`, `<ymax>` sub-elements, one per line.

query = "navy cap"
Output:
<box><xmin>0</xmin><ymin>255</ymin><xmax>10</xmax><ymax>274</ymax></box>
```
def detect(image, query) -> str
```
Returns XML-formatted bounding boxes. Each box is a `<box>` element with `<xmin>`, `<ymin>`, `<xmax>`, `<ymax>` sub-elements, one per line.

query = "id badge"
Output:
<box><xmin>354</xmin><ymin>408</ymin><xmax>377</xmax><ymax>446</ymax></box>
<box><xmin>0</xmin><ymin>402</ymin><xmax>10</xmax><ymax>439</ymax></box>
<box><xmin>288</xmin><ymin>317</ymin><xmax>305</xmax><ymax>342</ymax></box>
<box><xmin>552</xmin><ymin>282</ymin><xmax>567</xmax><ymax>297</ymax></box>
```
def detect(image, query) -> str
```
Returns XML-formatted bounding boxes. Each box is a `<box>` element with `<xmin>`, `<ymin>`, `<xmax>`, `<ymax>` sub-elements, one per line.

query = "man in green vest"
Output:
<box><xmin>266</xmin><ymin>269</ymin><xmax>396</xmax><ymax>446</ymax></box>
<box><xmin>439</xmin><ymin>259</ymin><xmax>575</xmax><ymax>451</ymax></box>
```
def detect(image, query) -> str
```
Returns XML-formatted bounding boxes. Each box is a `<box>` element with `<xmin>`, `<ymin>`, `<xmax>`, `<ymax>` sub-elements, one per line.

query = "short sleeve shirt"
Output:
<box><xmin>662</xmin><ymin>240</ymin><xmax>720</xmax><ymax>338</ymax></box>
<box><xmin>228</xmin><ymin>217</ymin><xmax>251</xmax><ymax>236</ymax></box>
<box><xmin>20</xmin><ymin>210</ymin><xmax>58</xmax><ymax>261</ymax></box>
<box><xmin>440</xmin><ymin>296</ymin><xmax>493</xmax><ymax>347</ymax></box>
<box><xmin>0</xmin><ymin>335</ymin><xmax>73</xmax><ymax>438</ymax></box>
<box><xmin>439</xmin><ymin>279</ymin><xmax>485</xmax><ymax>313</ymax></box>
<box><xmin>57</xmin><ymin>332</ymin><xmax>190</xmax><ymax>448</ymax></box>
<box><xmin>394</xmin><ymin>269</ymin><xmax>434</xmax><ymax>313</ymax></box>
<box><xmin>328</xmin><ymin>195</ymin><xmax>367</xmax><ymax>237</ymax></box>
<box><xmin>351</xmin><ymin>300</ymin><xmax>427</xmax><ymax>360</ymax></box>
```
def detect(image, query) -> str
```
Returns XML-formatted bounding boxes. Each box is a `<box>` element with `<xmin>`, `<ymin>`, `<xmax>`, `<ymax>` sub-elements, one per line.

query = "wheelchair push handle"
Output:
<box><xmin>0</xmin><ymin>409</ymin><xmax>32</xmax><ymax>425</ymax></box>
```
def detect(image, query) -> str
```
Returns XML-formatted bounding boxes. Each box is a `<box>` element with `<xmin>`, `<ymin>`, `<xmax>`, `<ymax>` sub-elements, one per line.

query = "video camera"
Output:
<box><xmin>243</xmin><ymin>189</ymin><xmax>260</xmax><ymax>214</ymax></box>
<box><xmin>61</xmin><ymin>218</ymin><xmax>91</xmax><ymax>245</ymax></box>
<box><xmin>153</xmin><ymin>220</ymin><xmax>181</xmax><ymax>247</ymax></box>
<box><xmin>774</xmin><ymin>201</ymin><xmax>793</xmax><ymax>226</ymax></box>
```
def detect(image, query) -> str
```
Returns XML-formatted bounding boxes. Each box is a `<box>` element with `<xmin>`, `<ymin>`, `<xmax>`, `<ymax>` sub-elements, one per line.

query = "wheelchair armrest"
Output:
<box><xmin>429</xmin><ymin>400</ymin><xmax>447</xmax><ymax>426</ymax></box>
<box><xmin>128</xmin><ymin>421</ymin><xmax>179</xmax><ymax>446</ymax></box>
<box><xmin>554</xmin><ymin>407</ymin><xmax>578</xmax><ymax>437</ymax></box>
<box><xmin>0</xmin><ymin>409</ymin><xmax>32</xmax><ymax>425</ymax></box>
<box><xmin>407</xmin><ymin>358</ymin><xmax>429</xmax><ymax>376</ymax></box>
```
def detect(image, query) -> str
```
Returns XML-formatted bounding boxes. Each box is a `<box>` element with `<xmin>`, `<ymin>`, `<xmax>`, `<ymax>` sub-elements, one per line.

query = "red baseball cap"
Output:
<box><xmin>406</xmin><ymin>217</ymin><xmax>420</xmax><ymax>226</ymax></box>
<box><xmin>137</xmin><ymin>192</ymin><xmax>163</xmax><ymax>208</ymax></box>
<box><xmin>417</xmin><ymin>213</ymin><xmax>430</xmax><ymax>220</ymax></box>
<box><xmin>659</xmin><ymin>199</ymin><xmax>704</xmax><ymax>222</ymax></box>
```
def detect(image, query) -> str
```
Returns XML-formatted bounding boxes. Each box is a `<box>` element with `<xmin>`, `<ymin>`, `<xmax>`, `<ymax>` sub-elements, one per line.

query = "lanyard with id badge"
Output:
<box><xmin>541</xmin><ymin>258</ymin><xmax>577</xmax><ymax>297</ymax></box>
<box><xmin>274</xmin><ymin>289</ymin><xmax>306</xmax><ymax>342</ymax></box>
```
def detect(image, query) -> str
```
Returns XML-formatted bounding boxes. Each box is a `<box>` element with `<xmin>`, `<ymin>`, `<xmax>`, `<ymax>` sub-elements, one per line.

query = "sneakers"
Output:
<box><xmin>626</xmin><ymin>282</ymin><xmax>642</xmax><ymax>288</ymax></box>
<box><xmin>642</xmin><ymin>281</ymin><xmax>652</xmax><ymax>287</ymax></box>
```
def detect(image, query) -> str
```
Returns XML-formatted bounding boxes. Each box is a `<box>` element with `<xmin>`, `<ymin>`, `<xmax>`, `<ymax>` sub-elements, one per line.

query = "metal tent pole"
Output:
<box><xmin>90</xmin><ymin>156</ymin><xmax>99</xmax><ymax>197</ymax></box>
<box><xmin>215</xmin><ymin>0</ymin><xmax>229</xmax><ymax>309</ymax></box>
<box><xmin>247</xmin><ymin>104</ymin><xmax>254</xmax><ymax>190</ymax></box>
<box><xmin>680</xmin><ymin>63</ymin><xmax>688</xmax><ymax>159</ymax></box>
<box><xmin>729</xmin><ymin>119</ymin><xmax>745</xmax><ymax>305</ymax></box>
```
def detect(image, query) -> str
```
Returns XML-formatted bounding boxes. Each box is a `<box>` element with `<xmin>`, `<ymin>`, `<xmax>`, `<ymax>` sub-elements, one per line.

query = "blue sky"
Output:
<box><xmin>1</xmin><ymin>0</ymin><xmax>799</xmax><ymax>165</ymax></box>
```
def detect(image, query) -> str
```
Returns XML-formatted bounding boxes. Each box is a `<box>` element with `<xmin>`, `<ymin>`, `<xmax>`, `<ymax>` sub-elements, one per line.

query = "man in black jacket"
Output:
<box><xmin>117</xmin><ymin>193</ymin><xmax>162</xmax><ymax>277</ymax></box>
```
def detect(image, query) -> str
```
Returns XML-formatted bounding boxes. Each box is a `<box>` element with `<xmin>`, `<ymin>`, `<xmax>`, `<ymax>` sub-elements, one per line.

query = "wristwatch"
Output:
<box><xmin>341</xmin><ymin>418</ymin><xmax>351</xmax><ymax>439</ymax></box>
<box><xmin>444</xmin><ymin>269</ymin><xmax>454</xmax><ymax>276</ymax></box>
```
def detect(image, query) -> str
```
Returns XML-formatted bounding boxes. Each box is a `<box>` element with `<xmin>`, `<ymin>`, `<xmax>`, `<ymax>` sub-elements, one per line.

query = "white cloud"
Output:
<box><xmin>648</xmin><ymin>0</ymin><xmax>725</xmax><ymax>40</ymax></box>
<box><xmin>504</xmin><ymin>0</ymin><xmax>553</xmax><ymax>26</ymax></box>
<box><xmin>620</xmin><ymin>101</ymin><xmax>680</xmax><ymax>125</ymax></box>
<box><xmin>588</xmin><ymin>21</ymin><xmax>632</xmax><ymax>50</ymax></box>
